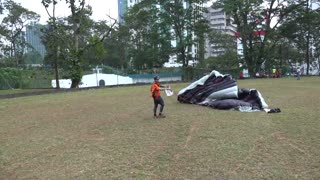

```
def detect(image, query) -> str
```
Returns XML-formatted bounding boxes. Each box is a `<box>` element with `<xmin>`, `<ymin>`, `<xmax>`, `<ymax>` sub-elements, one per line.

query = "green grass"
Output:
<box><xmin>0</xmin><ymin>77</ymin><xmax>319</xmax><ymax>179</ymax></box>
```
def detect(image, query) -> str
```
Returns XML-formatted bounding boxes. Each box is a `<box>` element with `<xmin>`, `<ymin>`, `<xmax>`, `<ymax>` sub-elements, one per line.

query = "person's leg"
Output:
<box><xmin>153</xmin><ymin>97</ymin><xmax>159</xmax><ymax>117</ymax></box>
<box><xmin>158</xmin><ymin>96</ymin><xmax>165</xmax><ymax>117</ymax></box>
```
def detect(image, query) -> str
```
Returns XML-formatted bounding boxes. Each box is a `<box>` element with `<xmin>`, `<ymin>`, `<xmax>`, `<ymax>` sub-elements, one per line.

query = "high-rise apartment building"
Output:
<box><xmin>204</xmin><ymin>8</ymin><xmax>237</xmax><ymax>58</ymax></box>
<box><xmin>118</xmin><ymin>0</ymin><xmax>127</xmax><ymax>24</ymax></box>
<box><xmin>118</xmin><ymin>0</ymin><xmax>143</xmax><ymax>24</ymax></box>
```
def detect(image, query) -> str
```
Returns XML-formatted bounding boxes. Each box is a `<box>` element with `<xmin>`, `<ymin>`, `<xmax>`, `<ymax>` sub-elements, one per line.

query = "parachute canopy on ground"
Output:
<box><xmin>177</xmin><ymin>70</ymin><xmax>277</xmax><ymax>113</ymax></box>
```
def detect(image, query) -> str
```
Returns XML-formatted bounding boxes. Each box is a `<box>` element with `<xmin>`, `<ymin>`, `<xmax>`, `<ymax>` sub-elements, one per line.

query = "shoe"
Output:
<box><xmin>268</xmin><ymin>108</ymin><xmax>281</xmax><ymax>113</ymax></box>
<box><xmin>158</xmin><ymin>114</ymin><xmax>166</xmax><ymax>118</ymax></box>
<box><xmin>268</xmin><ymin>109</ymin><xmax>276</xmax><ymax>113</ymax></box>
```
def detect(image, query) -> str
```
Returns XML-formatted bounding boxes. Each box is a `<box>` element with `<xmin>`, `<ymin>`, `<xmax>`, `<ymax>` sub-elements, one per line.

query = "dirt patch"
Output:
<box><xmin>0</xmin><ymin>167</ymin><xmax>18</xmax><ymax>179</ymax></box>
<box><xmin>0</xmin><ymin>89</ymin><xmax>74</xmax><ymax>99</ymax></box>
<box><xmin>272</xmin><ymin>132</ymin><xmax>308</xmax><ymax>155</ymax></box>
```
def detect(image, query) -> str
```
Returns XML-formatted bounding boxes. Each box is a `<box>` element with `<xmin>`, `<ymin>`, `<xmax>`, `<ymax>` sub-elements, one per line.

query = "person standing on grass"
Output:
<box><xmin>150</xmin><ymin>76</ymin><xmax>168</xmax><ymax>118</ymax></box>
<box><xmin>297</xmin><ymin>66</ymin><xmax>301</xmax><ymax>80</ymax></box>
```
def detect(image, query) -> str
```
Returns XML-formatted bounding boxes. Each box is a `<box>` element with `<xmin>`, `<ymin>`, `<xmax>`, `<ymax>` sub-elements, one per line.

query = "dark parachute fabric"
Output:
<box><xmin>178</xmin><ymin>74</ymin><xmax>237</xmax><ymax>104</ymax></box>
<box><xmin>177</xmin><ymin>70</ymin><xmax>280</xmax><ymax>113</ymax></box>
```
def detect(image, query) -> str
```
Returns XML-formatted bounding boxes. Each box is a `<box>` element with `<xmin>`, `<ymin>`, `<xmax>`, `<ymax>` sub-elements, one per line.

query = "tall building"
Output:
<box><xmin>25</xmin><ymin>24</ymin><xmax>46</xmax><ymax>61</ymax></box>
<box><xmin>204</xmin><ymin>8</ymin><xmax>237</xmax><ymax>58</ymax></box>
<box><xmin>118</xmin><ymin>0</ymin><xmax>127</xmax><ymax>24</ymax></box>
<box><xmin>118</xmin><ymin>0</ymin><xmax>143</xmax><ymax>24</ymax></box>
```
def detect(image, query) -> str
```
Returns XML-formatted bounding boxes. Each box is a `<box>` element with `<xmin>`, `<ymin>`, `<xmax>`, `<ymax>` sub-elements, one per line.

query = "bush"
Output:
<box><xmin>181</xmin><ymin>67</ymin><xmax>209</xmax><ymax>81</ymax></box>
<box><xmin>0</xmin><ymin>68</ymin><xmax>31</xmax><ymax>89</ymax></box>
<box><xmin>0</xmin><ymin>68</ymin><xmax>54</xmax><ymax>89</ymax></box>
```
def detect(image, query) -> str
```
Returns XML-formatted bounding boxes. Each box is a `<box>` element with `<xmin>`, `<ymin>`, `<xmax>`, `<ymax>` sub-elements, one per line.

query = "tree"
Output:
<box><xmin>64</xmin><ymin>0</ymin><xmax>117</xmax><ymax>88</ymax></box>
<box><xmin>194</xmin><ymin>18</ymin><xmax>209</xmax><ymax>66</ymax></box>
<box><xmin>122</xmin><ymin>0</ymin><xmax>208</xmax><ymax>69</ymax></box>
<box><xmin>42</xmin><ymin>0</ymin><xmax>117</xmax><ymax>88</ymax></box>
<box><xmin>204</xmin><ymin>51</ymin><xmax>238</xmax><ymax>72</ymax></box>
<box><xmin>63</xmin><ymin>0</ymin><xmax>90</xmax><ymax>88</ymax></box>
<box><xmin>82</xmin><ymin>34</ymin><xmax>106</xmax><ymax>67</ymax></box>
<box><xmin>107</xmin><ymin>25</ymin><xmax>131</xmax><ymax>69</ymax></box>
<box><xmin>312</xmin><ymin>9</ymin><xmax>320</xmax><ymax>68</ymax></box>
<box><xmin>41</xmin><ymin>0</ymin><xmax>62</xmax><ymax>88</ymax></box>
<box><xmin>207</xmin><ymin>29</ymin><xmax>236</xmax><ymax>55</ymax></box>
<box><xmin>278</xmin><ymin>0</ymin><xmax>320</xmax><ymax>75</ymax></box>
<box><xmin>83</xmin><ymin>20</ymin><xmax>128</xmax><ymax>70</ymax></box>
<box><xmin>0</xmin><ymin>0</ymin><xmax>3</xmax><ymax>14</ymax></box>
<box><xmin>99</xmin><ymin>25</ymin><xmax>129</xmax><ymax>69</ymax></box>
<box><xmin>212</xmin><ymin>0</ymin><xmax>306</xmax><ymax>76</ymax></box>
<box><xmin>24</xmin><ymin>50</ymin><xmax>43</xmax><ymax>64</ymax></box>
<box><xmin>160</xmin><ymin>0</ymin><xmax>208</xmax><ymax>67</ymax></box>
<box><xmin>203</xmin><ymin>29</ymin><xmax>238</xmax><ymax>72</ymax></box>
<box><xmin>123</xmin><ymin>0</ymin><xmax>172</xmax><ymax>70</ymax></box>
<box><xmin>0</xmin><ymin>0</ymin><xmax>40</xmax><ymax>66</ymax></box>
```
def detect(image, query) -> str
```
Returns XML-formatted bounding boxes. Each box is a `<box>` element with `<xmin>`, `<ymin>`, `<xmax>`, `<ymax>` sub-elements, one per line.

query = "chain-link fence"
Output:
<box><xmin>0</xmin><ymin>68</ymin><xmax>52</xmax><ymax>90</ymax></box>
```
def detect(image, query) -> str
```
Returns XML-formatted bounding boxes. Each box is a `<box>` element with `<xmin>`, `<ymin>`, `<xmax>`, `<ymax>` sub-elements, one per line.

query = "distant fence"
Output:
<box><xmin>0</xmin><ymin>78</ymin><xmax>52</xmax><ymax>90</ymax></box>
<box><xmin>129</xmin><ymin>72</ymin><xmax>182</xmax><ymax>84</ymax></box>
<box><xmin>0</xmin><ymin>68</ymin><xmax>52</xmax><ymax>90</ymax></box>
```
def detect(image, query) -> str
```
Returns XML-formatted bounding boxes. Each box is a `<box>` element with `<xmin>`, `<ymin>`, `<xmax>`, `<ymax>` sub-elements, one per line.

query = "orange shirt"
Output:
<box><xmin>150</xmin><ymin>82</ymin><xmax>161</xmax><ymax>99</ymax></box>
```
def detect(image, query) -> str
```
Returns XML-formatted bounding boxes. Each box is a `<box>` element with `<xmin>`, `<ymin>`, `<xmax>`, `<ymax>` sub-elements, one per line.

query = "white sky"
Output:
<box><xmin>12</xmin><ymin>0</ymin><xmax>118</xmax><ymax>24</ymax></box>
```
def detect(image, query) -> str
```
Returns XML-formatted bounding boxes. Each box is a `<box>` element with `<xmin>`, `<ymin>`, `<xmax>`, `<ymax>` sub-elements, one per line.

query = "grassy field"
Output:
<box><xmin>0</xmin><ymin>89</ymin><xmax>54</xmax><ymax>95</ymax></box>
<box><xmin>0</xmin><ymin>77</ymin><xmax>319</xmax><ymax>179</ymax></box>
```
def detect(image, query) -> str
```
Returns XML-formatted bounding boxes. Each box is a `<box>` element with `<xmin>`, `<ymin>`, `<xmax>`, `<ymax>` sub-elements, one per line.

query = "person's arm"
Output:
<box><xmin>159</xmin><ymin>85</ymin><xmax>171</xmax><ymax>91</ymax></box>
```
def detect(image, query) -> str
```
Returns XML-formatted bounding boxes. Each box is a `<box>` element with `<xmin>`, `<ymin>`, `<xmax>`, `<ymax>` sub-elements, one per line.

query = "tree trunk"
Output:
<box><xmin>306</xmin><ymin>0</ymin><xmax>310</xmax><ymax>75</ymax></box>
<box><xmin>242</xmin><ymin>36</ymin><xmax>255</xmax><ymax>77</ymax></box>
<box><xmin>71</xmin><ymin>78</ymin><xmax>81</xmax><ymax>88</ymax></box>
<box><xmin>70</xmin><ymin>28</ymin><xmax>80</xmax><ymax>88</ymax></box>
<box><xmin>69</xmin><ymin>0</ymin><xmax>82</xmax><ymax>88</ymax></box>
<box><xmin>197</xmin><ymin>34</ymin><xmax>205</xmax><ymax>65</ymax></box>
<box><xmin>13</xmin><ymin>42</ymin><xmax>19</xmax><ymax>67</ymax></box>
<box><xmin>181</xmin><ymin>49</ymin><xmax>187</xmax><ymax>67</ymax></box>
<box><xmin>306</xmin><ymin>34</ymin><xmax>310</xmax><ymax>75</ymax></box>
<box><xmin>54</xmin><ymin>46</ymin><xmax>60</xmax><ymax>89</ymax></box>
<box><xmin>53</xmin><ymin>9</ymin><xmax>60</xmax><ymax>89</ymax></box>
<box><xmin>42</xmin><ymin>0</ymin><xmax>60</xmax><ymax>88</ymax></box>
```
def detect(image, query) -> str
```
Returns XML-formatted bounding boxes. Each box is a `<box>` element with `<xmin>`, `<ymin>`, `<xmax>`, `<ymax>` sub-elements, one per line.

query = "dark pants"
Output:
<box><xmin>153</xmin><ymin>96</ymin><xmax>164</xmax><ymax>115</ymax></box>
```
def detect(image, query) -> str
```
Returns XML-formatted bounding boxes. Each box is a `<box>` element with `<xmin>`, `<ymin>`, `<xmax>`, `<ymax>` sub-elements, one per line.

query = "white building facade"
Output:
<box><xmin>204</xmin><ymin>8</ymin><xmax>237</xmax><ymax>58</ymax></box>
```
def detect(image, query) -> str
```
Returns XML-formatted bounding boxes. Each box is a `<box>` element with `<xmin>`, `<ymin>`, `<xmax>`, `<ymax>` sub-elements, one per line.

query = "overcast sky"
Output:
<box><xmin>12</xmin><ymin>0</ymin><xmax>118</xmax><ymax>24</ymax></box>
